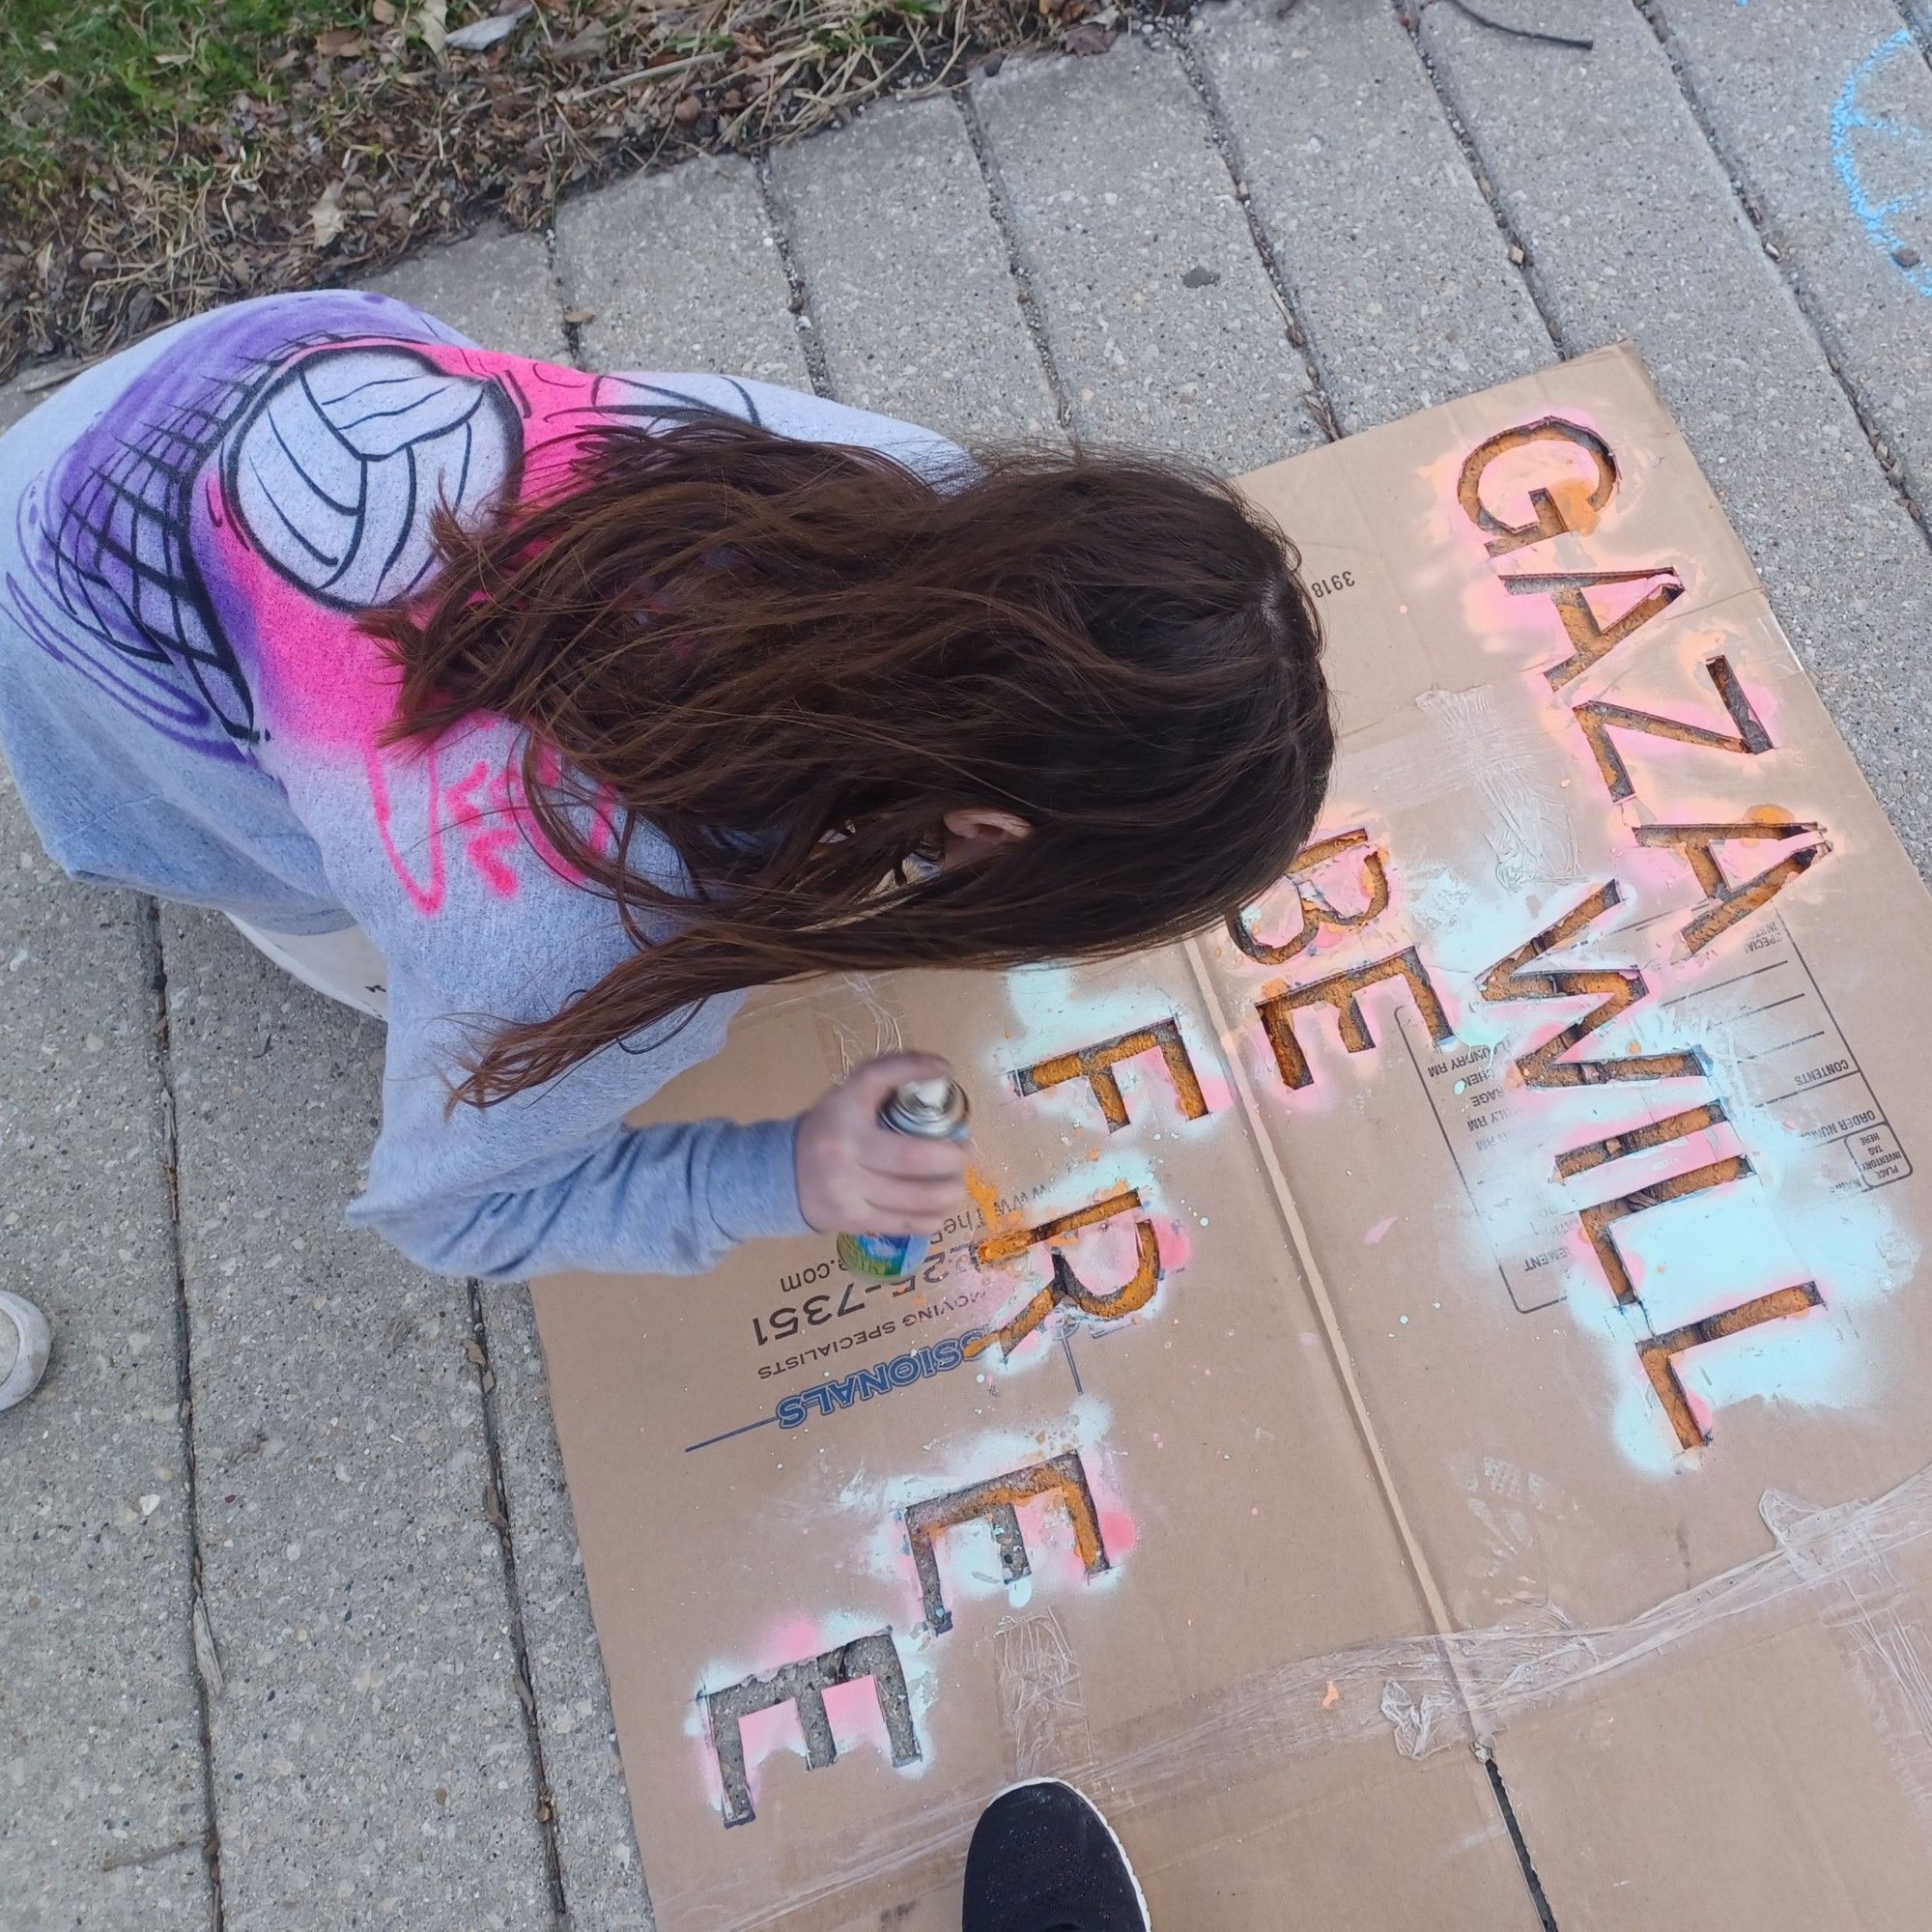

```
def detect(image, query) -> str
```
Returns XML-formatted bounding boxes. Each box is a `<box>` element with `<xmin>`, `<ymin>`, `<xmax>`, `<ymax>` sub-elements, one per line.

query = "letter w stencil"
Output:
<box><xmin>1481</xmin><ymin>880</ymin><xmax>1704</xmax><ymax>1088</ymax></box>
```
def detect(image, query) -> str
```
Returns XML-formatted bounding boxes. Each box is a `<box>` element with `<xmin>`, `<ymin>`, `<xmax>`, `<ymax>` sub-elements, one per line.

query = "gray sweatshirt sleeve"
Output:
<box><xmin>348</xmin><ymin>936</ymin><xmax>811</xmax><ymax>1280</ymax></box>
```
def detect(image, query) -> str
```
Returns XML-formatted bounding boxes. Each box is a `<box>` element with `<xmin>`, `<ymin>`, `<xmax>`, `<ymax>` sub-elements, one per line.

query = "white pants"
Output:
<box><xmin>227</xmin><ymin>915</ymin><xmax>390</xmax><ymax>1021</ymax></box>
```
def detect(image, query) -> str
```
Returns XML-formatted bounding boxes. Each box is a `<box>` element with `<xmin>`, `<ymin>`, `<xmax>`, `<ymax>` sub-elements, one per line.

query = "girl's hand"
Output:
<box><xmin>795</xmin><ymin>1053</ymin><xmax>971</xmax><ymax>1235</ymax></box>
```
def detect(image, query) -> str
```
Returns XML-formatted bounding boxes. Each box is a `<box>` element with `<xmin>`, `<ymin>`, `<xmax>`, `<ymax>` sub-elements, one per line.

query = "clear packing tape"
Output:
<box><xmin>690</xmin><ymin>1460</ymin><xmax>1932</xmax><ymax>1931</ymax></box>
<box><xmin>1092</xmin><ymin>1460</ymin><xmax>1932</xmax><ymax>1840</ymax></box>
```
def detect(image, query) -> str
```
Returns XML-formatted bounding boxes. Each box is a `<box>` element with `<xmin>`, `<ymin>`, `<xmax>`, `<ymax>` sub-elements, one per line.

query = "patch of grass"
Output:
<box><xmin>3</xmin><ymin>0</ymin><xmax>360</xmax><ymax>153</ymax></box>
<box><xmin>1</xmin><ymin>0</ymin><xmax>1116</xmax><ymax>381</ymax></box>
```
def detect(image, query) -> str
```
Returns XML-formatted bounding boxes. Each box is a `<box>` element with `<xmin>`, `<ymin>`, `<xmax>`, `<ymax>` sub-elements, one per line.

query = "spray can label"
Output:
<box><xmin>837</xmin><ymin>1230</ymin><xmax>930</xmax><ymax>1281</ymax></box>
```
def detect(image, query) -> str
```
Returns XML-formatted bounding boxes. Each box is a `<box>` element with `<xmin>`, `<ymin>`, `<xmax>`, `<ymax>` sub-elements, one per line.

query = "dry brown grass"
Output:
<box><xmin>3</xmin><ymin>0</ymin><xmax>1131</xmax><ymax>382</ymax></box>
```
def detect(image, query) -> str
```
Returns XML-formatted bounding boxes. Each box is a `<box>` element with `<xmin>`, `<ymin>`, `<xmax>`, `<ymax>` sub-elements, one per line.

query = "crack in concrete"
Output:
<box><xmin>140</xmin><ymin>897</ymin><xmax>225</xmax><ymax>1932</ymax></box>
<box><xmin>1161</xmin><ymin>17</ymin><xmax>1344</xmax><ymax>442</ymax></box>
<box><xmin>1387</xmin><ymin>0</ymin><xmax>1572</xmax><ymax>357</ymax></box>
<box><xmin>1482</xmin><ymin>1748</ymin><xmax>1565</xmax><ymax>1931</ymax></box>
<box><xmin>549</xmin><ymin>226</ymin><xmax>593</xmax><ymax>372</ymax></box>
<box><xmin>469</xmin><ymin>1283</ymin><xmax>571</xmax><ymax>1925</ymax></box>
<box><xmin>954</xmin><ymin>84</ymin><xmax>1078</xmax><ymax>433</ymax></box>
<box><xmin>754</xmin><ymin>156</ymin><xmax>837</xmax><ymax>399</ymax></box>
<box><xmin>1889</xmin><ymin>0</ymin><xmax>1932</xmax><ymax>69</ymax></box>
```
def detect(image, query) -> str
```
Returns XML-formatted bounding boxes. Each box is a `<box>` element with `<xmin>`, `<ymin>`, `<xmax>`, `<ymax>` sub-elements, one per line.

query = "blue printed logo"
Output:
<box><xmin>775</xmin><ymin>1331</ymin><xmax>986</xmax><ymax>1429</ymax></box>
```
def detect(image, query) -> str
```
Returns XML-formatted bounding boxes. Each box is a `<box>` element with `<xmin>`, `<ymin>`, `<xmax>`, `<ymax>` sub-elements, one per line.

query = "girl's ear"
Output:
<box><xmin>941</xmin><ymin>807</ymin><xmax>1032</xmax><ymax>845</ymax></box>
<box><xmin>939</xmin><ymin>807</ymin><xmax>1032</xmax><ymax>871</ymax></box>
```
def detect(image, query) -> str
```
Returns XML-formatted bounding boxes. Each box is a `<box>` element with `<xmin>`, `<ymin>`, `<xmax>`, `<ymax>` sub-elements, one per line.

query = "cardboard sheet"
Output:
<box><xmin>533</xmin><ymin>346</ymin><xmax>1932</xmax><ymax>1928</ymax></box>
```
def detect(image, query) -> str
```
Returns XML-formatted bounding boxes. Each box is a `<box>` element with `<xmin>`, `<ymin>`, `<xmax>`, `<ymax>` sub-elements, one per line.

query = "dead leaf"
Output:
<box><xmin>372</xmin><ymin>0</ymin><xmax>397</xmax><ymax>19</ymax></box>
<box><xmin>1062</xmin><ymin>20</ymin><xmax>1117</xmax><ymax>54</ymax></box>
<box><xmin>315</xmin><ymin>26</ymin><xmax>367</xmax><ymax>55</ymax></box>
<box><xmin>1321</xmin><ymin>1678</ymin><xmax>1340</xmax><ymax>1709</ymax></box>
<box><xmin>462</xmin><ymin>1336</ymin><xmax>488</xmax><ymax>1369</ymax></box>
<box><xmin>309</xmin><ymin>183</ymin><xmax>347</xmax><ymax>248</ymax></box>
<box><xmin>445</xmin><ymin>1</ymin><xmax>533</xmax><ymax>51</ymax></box>
<box><xmin>561</xmin><ymin>308</ymin><xmax>595</xmax><ymax>325</ymax></box>
<box><xmin>414</xmin><ymin>0</ymin><xmax>448</xmax><ymax>55</ymax></box>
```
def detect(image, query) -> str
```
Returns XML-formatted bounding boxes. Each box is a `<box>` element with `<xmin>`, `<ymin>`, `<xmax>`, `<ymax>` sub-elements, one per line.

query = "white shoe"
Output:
<box><xmin>0</xmin><ymin>1292</ymin><xmax>50</xmax><ymax>1411</ymax></box>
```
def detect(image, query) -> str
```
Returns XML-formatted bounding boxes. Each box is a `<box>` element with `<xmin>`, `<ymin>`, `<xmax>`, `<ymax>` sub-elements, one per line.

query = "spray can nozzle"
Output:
<box><xmin>879</xmin><ymin>1076</ymin><xmax>970</xmax><ymax>1139</ymax></box>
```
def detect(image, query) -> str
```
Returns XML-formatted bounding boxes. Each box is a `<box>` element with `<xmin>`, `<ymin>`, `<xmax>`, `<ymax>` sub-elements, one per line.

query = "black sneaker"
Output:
<box><xmin>961</xmin><ymin>1779</ymin><xmax>1151</xmax><ymax>1932</ymax></box>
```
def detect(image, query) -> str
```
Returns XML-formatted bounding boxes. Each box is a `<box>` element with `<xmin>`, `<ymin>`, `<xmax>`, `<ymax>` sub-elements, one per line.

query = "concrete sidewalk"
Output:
<box><xmin>5</xmin><ymin>3</ymin><xmax>1932</xmax><ymax>1927</ymax></box>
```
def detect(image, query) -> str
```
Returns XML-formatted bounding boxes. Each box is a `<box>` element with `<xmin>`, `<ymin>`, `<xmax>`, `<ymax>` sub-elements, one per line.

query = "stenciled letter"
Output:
<box><xmin>966</xmin><ymin>1190</ymin><xmax>1162</xmax><ymax>1360</ymax></box>
<box><xmin>1634</xmin><ymin>819</ymin><xmax>1830</xmax><ymax>954</ymax></box>
<box><xmin>1573</xmin><ymin>656</ymin><xmax>1771</xmax><ymax>802</ymax></box>
<box><xmin>1228</xmin><ymin>828</ymin><xmax>1391</xmax><ymax>965</ymax></box>
<box><xmin>1457</xmin><ymin>417</ymin><xmax>1618</xmax><ymax>557</ymax></box>
<box><xmin>1014</xmin><ymin>1017</ymin><xmax>1209</xmax><ymax>1130</ymax></box>
<box><xmin>1480</xmin><ymin>880</ymin><xmax>1704</xmax><ymax>1089</ymax></box>
<box><xmin>902</xmin><ymin>1452</ymin><xmax>1110</xmax><ymax>1634</ymax></box>
<box><xmin>1256</xmin><ymin>948</ymin><xmax>1453</xmax><ymax>1092</ymax></box>
<box><xmin>702</xmin><ymin>1631</ymin><xmax>920</xmax><ymax>1828</ymax></box>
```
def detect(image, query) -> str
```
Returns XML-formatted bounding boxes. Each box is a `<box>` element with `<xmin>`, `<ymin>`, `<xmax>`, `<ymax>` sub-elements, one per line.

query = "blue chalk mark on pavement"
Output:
<box><xmin>1832</xmin><ymin>29</ymin><xmax>1932</xmax><ymax>299</ymax></box>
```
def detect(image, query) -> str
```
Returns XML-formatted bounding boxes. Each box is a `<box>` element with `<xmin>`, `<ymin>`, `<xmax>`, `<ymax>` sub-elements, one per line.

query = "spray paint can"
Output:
<box><xmin>836</xmin><ymin>1076</ymin><xmax>971</xmax><ymax>1283</ymax></box>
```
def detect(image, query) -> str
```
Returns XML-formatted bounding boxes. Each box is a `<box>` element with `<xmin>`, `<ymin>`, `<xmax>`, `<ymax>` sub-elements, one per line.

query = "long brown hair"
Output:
<box><xmin>365</xmin><ymin>416</ymin><xmax>1333</xmax><ymax>1105</ymax></box>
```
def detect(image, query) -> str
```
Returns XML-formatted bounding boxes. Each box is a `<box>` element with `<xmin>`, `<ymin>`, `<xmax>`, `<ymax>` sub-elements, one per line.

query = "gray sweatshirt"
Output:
<box><xmin>0</xmin><ymin>291</ymin><xmax>963</xmax><ymax>1278</ymax></box>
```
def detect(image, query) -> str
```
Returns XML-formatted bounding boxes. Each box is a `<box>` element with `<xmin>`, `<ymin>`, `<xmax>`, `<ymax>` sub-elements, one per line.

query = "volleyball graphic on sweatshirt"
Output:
<box><xmin>224</xmin><ymin>346</ymin><xmax>522</xmax><ymax>611</ymax></box>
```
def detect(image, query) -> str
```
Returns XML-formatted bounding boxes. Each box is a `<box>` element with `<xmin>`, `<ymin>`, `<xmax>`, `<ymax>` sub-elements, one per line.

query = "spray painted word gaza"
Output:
<box><xmin>1239</xmin><ymin>414</ymin><xmax>1832</xmax><ymax>1454</ymax></box>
